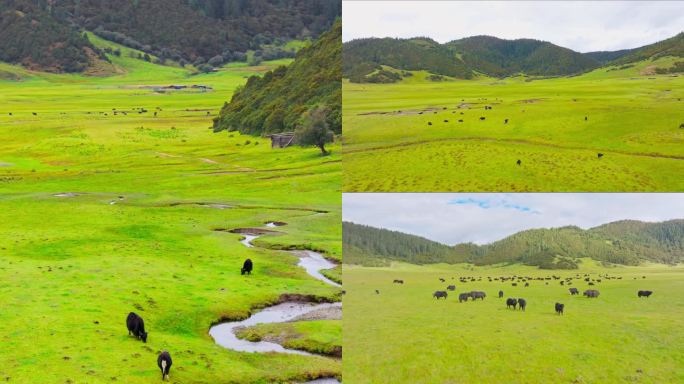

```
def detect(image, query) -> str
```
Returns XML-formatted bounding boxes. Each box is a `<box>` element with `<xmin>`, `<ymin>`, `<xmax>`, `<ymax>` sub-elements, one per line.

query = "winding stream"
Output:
<box><xmin>209</xmin><ymin>225</ymin><xmax>342</xmax><ymax>383</ymax></box>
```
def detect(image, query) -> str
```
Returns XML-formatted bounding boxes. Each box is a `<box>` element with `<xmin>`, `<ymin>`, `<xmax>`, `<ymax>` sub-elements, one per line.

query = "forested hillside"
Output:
<box><xmin>343</xmin><ymin>37</ymin><xmax>472</xmax><ymax>82</ymax></box>
<box><xmin>446</xmin><ymin>35</ymin><xmax>600</xmax><ymax>77</ymax></box>
<box><xmin>213</xmin><ymin>20</ymin><xmax>341</xmax><ymax>136</ymax></box>
<box><xmin>343</xmin><ymin>220</ymin><xmax>684</xmax><ymax>268</ymax></box>
<box><xmin>0</xmin><ymin>0</ymin><xmax>340</xmax><ymax>72</ymax></box>
<box><xmin>343</xmin><ymin>32</ymin><xmax>684</xmax><ymax>81</ymax></box>
<box><xmin>0</xmin><ymin>0</ymin><xmax>102</xmax><ymax>72</ymax></box>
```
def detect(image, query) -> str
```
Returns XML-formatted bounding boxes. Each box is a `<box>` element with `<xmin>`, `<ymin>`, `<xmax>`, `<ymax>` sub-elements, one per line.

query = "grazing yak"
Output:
<box><xmin>447</xmin><ymin>285</ymin><xmax>456</xmax><ymax>291</ymax></box>
<box><xmin>506</xmin><ymin>298</ymin><xmax>517</xmax><ymax>309</ymax></box>
<box><xmin>428</xmin><ymin>122</ymin><xmax>432</xmax><ymax>126</ymax></box>
<box><xmin>470</xmin><ymin>291</ymin><xmax>486</xmax><ymax>300</ymax></box>
<box><xmin>458</xmin><ymin>119</ymin><xmax>463</xmax><ymax>122</ymax></box>
<box><xmin>583</xmin><ymin>289</ymin><xmax>600</xmax><ymax>298</ymax></box>
<box><xmin>375</xmin><ymin>289</ymin><xmax>380</xmax><ymax>294</ymax></box>
<box><xmin>126</xmin><ymin>312</ymin><xmax>148</xmax><ymax>343</ymax></box>
<box><xmin>516</xmin><ymin>160</ymin><xmax>521</xmax><ymax>166</ymax></box>
<box><xmin>638</xmin><ymin>290</ymin><xmax>653</xmax><ymax>298</ymax></box>
<box><xmin>458</xmin><ymin>292</ymin><xmax>471</xmax><ymax>302</ymax></box>
<box><xmin>393</xmin><ymin>279</ymin><xmax>404</xmax><ymax>284</ymax></box>
<box><xmin>504</xmin><ymin>119</ymin><xmax>508</xmax><ymax>124</ymax></box>
<box><xmin>597</xmin><ymin>153</ymin><xmax>604</xmax><ymax>159</ymax></box>
<box><xmin>569</xmin><ymin>288</ymin><xmax>579</xmax><ymax>295</ymax></box>
<box><xmin>157</xmin><ymin>351</ymin><xmax>172</xmax><ymax>381</ymax></box>
<box><xmin>517</xmin><ymin>298</ymin><xmax>527</xmax><ymax>311</ymax></box>
<box><xmin>555</xmin><ymin>302</ymin><xmax>564</xmax><ymax>315</ymax></box>
<box><xmin>524</xmin><ymin>282</ymin><xmax>529</xmax><ymax>287</ymax></box>
<box><xmin>498</xmin><ymin>290</ymin><xmax>504</xmax><ymax>298</ymax></box>
<box><xmin>444</xmin><ymin>120</ymin><xmax>449</xmax><ymax>123</ymax></box>
<box><xmin>479</xmin><ymin>117</ymin><xmax>486</xmax><ymax>121</ymax></box>
<box><xmin>439</xmin><ymin>278</ymin><xmax>445</xmax><ymax>282</ymax></box>
<box><xmin>433</xmin><ymin>291</ymin><xmax>448</xmax><ymax>299</ymax></box>
<box><xmin>511</xmin><ymin>282</ymin><xmax>517</xmax><ymax>286</ymax></box>
<box><xmin>241</xmin><ymin>259</ymin><xmax>253</xmax><ymax>275</ymax></box>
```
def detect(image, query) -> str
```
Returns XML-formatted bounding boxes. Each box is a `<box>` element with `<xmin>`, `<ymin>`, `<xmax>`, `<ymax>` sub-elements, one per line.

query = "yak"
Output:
<box><xmin>157</xmin><ymin>351</ymin><xmax>172</xmax><ymax>381</ymax></box>
<box><xmin>506</xmin><ymin>298</ymin><xmax>517</xmax><ymax>309</ymax></box>
<box><xmin>518</xmin><ymin>298</ymin><xmax>527</xmax><ymax>311</ymax></box>
<box><xmin>555</xmin><ymin>302</ymin><xmax>564</xmax><ymax>315</ymax></box>
<box><xmin>126</xmin><ymin>312</ymin><xmax>148</xmax><ymax>343</ymax></box>
<box><xmin>569</xmin><ymin>288</ymin><xmax>579</xmax><ymax>295</ymax></box>
<box><xmin>638</xmin><ymin>290</ymin><xmax>653</xmax><ymax>298</ymax></box>
<box><xmin>241</xmin><ymin>258</ymin><xmax>253</xmax><ymax>275</ymax></box>
<box><xmin>458</xmin><ymin>292</ymin><xmax>471</xmax><ymax>302</ymax></box>
<box><xmin>433</xmin><ymin>291</ymin><xmax>448</xmax><ymax>299</ymax></box>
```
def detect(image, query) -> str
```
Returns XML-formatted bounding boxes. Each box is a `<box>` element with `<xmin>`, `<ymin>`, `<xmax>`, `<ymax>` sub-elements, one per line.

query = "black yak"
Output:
<box><xmin>393</xmin><ymin>279</ymin><xmax>404</xmax><ymax>284</ymax></box>
<box><xmin>157</xmin><ymin>351</ymin><xmax>172</xmax><ymax>381</ymax></box>
<box><xmin>506</xmin><ymin>298</ymin><xmax>517</xmax><ymax>309</ymax></box>
<box><xmin>597</xmin><ymin>153</ymin><xmax>603</xmax><ymax>159</ymax></box>
<box><xmin>458</xmin><ymin>292</ymin><xmax>471</xmax><ymax>302</ymax></box>
<box><xmin>433</xmin><ymin>291</ymin><xmax>448</xmax><ymax>299</ymax></box>
<box><xmin>516</xmin><ymin>160</ymin><xmax>521</xmax><ymax>166</ymax></box>
<box><xmin>479</xmin><ymin>117</ymin><xmax>486</xmax><ymax>121</ymax></box>
<box><xmin>569</xmin><ymin>288</ymin><xmax>579</xmax><ymax>295</ymax></box>
<box><xmin>470</xmin><ymin>291</ymin><xmax>486</xmax><ymax>300</ymax></box>
<box><xmin>241</xmin><ymin>258</ymin><xmax>253</xmax><ymax>275</ymax></box>
<box><xmin>638</xmin><ymin>290</ymin><xmax>653</xmax><ymax>298</ymax></box>
<box><xmin>555</xmin><ymin>302</ymin><xmax>564</xmax><ymax>315</ymax></box>
<box><xmin>126</xmin><ymin>312</ymin><xmax>148</xmax><ymax>343</ymax></box>
<box><xmin>518</xmin><ymin>298</ymin><xmax>527</xmax><ymax>311</ymax></box>
<box><xmin>447</xmin><ymin>285</ymin><xmax>456</xmax><ymax>291</ymax></box>
<box><xmin>498</xmin><ymin>290</ymin><xmax>504</xmax><ymax>298</ymax></box>
<box><xmin>583</xmin><ymin>289</ymin><xmax>600</xmax><ymax>298</ymax></box>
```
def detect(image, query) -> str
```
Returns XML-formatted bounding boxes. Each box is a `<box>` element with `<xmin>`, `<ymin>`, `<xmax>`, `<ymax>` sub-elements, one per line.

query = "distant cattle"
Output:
<box><xmin>157</xmin><ymin>351</ymin><xmax>172</xmax><ymax>381</ymax></box>
<box><xmin>512</xmin><ymin>282</ymin><xmax>517</xmax><ymax>286</ymax></box>
<box><xmin>241</xmin><ymin>259</ymin><xmax>253</xmax><ymax>275</ymax></box>
<box><xmin>439</xmin><ymin>278</ymin><xmax>445</xmax><ymax>282</ymax></box>
<box><xmin>583</xmin><ymin>289</ymin><xmax>600</xmax><ymax>298</ymax></box>
<box><xmin>458</xmin><ymin>292</ymin><xmax>471</xmax><ymax>302</ymax></box>
<box><xmin>588</xmin><ymin>282</ymin><xmax>594</xmax><ymax>286</ymax></box>
<box><xmin>428</xmin><ymin>122</ymin><xmax>432</xmax><ymax>125</ymax></box>
<box><xmin>433</xmin><ymin>291</ymin><xmax>448</xmax><ymax>299</ymax></box>
<box><xmin>458</xmin><ymin>119</ymin><xmax>463</xmax><ymax>122</ymax></box>
<box><xmin>504</xmin><ymin>119</ymin><xmax>508</xmax><ymax>124</ymax></box>
<box><xmin>506</xmin><ymin>298</ymin><xmax>517</xmax><ymax>309</ymax></box>
<box><xmin>516</xmin><ymin>160</ymin><xmax>521</xmax><ymax>166</ymax></box>
<box><xmin>444</xmin><ymin>120</ymin><xmax>449</xmax><ymax>123</ymax></box>
<box><xmin>479</xmin><ymin>117</ymin><xmax>486</xmax><ymax>121</ymax></box>
<box><xmin>638</xmin><ymin>290</ymin><xmax>653</xmax><ymax>298</ymax></box>
<box><xmin>470</xmin><ymin>291</ymin><xmax>486</xmax><ymax>300</ymax></box>
<box><xmin>555</xmin><ymin>302</ymin><xmax>564</xmax><ymax>315</ymax></box>
<box><xmin>597</xmin><ymin>153</ymin><xmax>603</xmax><ymax>159</ymax></box>
<box><xmin>126</xmin><ymin>312</ymin><xmax>148</xmax><ymax>343</ymax></box>
<box><xmin>524</xmin><ymin>282</ymin><xmax>529</xmax><ymax>287</ymax></box>
<box><xmin>584</xmin><ymin>116</ymin><xmax>588</xmax><ymax>121</ymax></box>
<box><xmin>569</xmin><ymin>288</ymin><xmax>579</xmax><ymax>295</ymax></box>
<box><xmin>447</xmin><ymin>285</ymin><xmax>456</xmax><ymax>291</ymax></box>
<box><xmin>498</xmin><ymin>290</ymin><xmax>504</xmax><ymax>298</ymax></box>
<box><xmin>375</xmin><ymin>289</ymin><xmax>380</xmax><ymax>294</ymax></box>
<box><xmin>517</xmin><ymin>298</ymin><xmax>527</xmax><ymax>311</ymax></box>
<box><xmin>393</xmin><ymin>279</ymin><xmax>404</xmax><ymax>284</ymax></box>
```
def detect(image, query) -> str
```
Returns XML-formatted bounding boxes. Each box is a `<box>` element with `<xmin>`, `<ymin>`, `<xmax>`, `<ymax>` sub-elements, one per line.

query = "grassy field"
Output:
<box><xmin>342</xmin><ymin>57</ymin><xmax>684</xmax><ymax>192</ymax></box>
<box><xmin>343</xmin><ymin>260</ymin><xmax>684</xmax><ymax>384</ymax></box>
<box><xmin>236</xmin><ymin>320</ymin><xmax>342</xmax><ymax>357</ymax></box>
<box><xmin>0</xmin><ymin>36</ymin><xmax>341</xmax><ymax>383</ymax></box>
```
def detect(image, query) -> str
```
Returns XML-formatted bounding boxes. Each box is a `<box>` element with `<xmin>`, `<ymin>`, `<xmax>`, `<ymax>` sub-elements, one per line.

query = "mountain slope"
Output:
<box><xmin>343</xmin><ymin>37</ymin><xmax>473</xmax><ymax>82</ymax></box>
<box><xmin>611</xmin><ymin>32</ymin><xmax>684</xmax><ymax>65</ymax></box>
<box><xmin>446</xmin><ymin>35</ymin><xmax>600</xmax><ymax>77</ymax></box>
<box><xmin>344</xmin><ymin>220</ymin><xmax>684</xmax><ymax>268</ymax></box>
<box><xmin>213</xmin><ymin>20</ymin><xmax>341</xmax><ymax>136</ymax></box>
<box><xmin>0</xmin><ymin>0</ymin><xmax>102</xmax><ymax>72</ymax></box>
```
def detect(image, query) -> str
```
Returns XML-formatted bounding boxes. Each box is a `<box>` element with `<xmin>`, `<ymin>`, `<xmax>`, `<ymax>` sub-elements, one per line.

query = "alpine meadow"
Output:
<box><xmin>342</xmin><ymin>33</ymin><xmax>684</xmax><ymax>192</ymax></box>
<box><xmin>0</xmin><ymin>1</ymin><xmax>342</xmax><ymax>383</ymax></box>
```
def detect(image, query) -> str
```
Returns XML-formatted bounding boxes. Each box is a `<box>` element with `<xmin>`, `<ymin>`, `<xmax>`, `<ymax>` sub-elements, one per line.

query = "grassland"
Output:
<box><xmin>342</xmin><ymin>57</ymin><xmax>684</xmax><ymax>191</ymax></box>
<box><xmin>0</xmin><ymin>36</ymin><xmax>341</xmax><ymax>383</ymax></box>
<box><xmin>343</xmin><ymin>260</ymin><xmax>684</xmax><ymax>383</ymax></box>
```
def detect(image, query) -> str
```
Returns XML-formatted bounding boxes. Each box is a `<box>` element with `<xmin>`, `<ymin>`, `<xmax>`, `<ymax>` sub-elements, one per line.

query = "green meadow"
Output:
<box><xmin>0</xmin><ymin>36</ymin><xmax>341</xmax><ymax>383</ymax></box>
<box><xmin>343</xmin><ymin>261</ymin><xmax>684</xmax><ymax>384</ymax></box>
<box><xmin>343</xmin><ymin>57</ymin><xmax>684</xmax><ymax>192</ymax></box>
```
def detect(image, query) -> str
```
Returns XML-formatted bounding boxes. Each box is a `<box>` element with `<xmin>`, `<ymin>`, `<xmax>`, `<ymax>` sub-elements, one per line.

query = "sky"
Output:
<box><xmin>342</xmin><ymin>194</ymin><xmax>684</xmax><ymax>245</ymax></box>
<box><xmin>342</xmin><ymin>1</ymin><xmax>684</xmax><ymax>52</ymax></box>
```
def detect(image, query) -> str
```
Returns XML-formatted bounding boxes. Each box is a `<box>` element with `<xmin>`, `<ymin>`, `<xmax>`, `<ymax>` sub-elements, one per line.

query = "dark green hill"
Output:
<box><xmin>213</xmin><ymin>20</ymin><xmax>341</xmax><ymax>136</ymax></box>
<box><xmin>0</xmin><ymin>0</ymin><xmax>339</xmax><ymax>73</ymax></box>
<box><xmin>445</xmin><ymin>35</ymin><xmax>600</xmax><ymax>77</ymax></box>
<box><xmin>0</xmin><ymin>0</ymin><xmax>101</xmax><ymax>72</ymax></box>
<box><xmin>611</xmin><ymin>32</ymin><xmax>684</xmax><ymax>65</ymax></box>
<box><xmin>343</xmin><ymin>220</ymin><xmax>684</xmax><ymax>268</ymax></box>
<box><xmin>343</xmin><ymin>37</ymin><xmax>473</xmax><ymax>82</ymax></box>
<box><xmin>583</xmin><ymin>49</ymin><xmax>634</xmax><ymax>64</ymax></box>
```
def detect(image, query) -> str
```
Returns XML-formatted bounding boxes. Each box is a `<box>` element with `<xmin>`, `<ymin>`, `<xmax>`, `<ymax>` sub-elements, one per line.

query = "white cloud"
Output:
<box><xmin>342</xmin><ymin>194</ymin><xmax>684</xmax><ymax>245</ymax></box>
<box><xmin>342</xmin><ymin>1</ymin><xmax>684</xmax><ymax>52</ymax></box>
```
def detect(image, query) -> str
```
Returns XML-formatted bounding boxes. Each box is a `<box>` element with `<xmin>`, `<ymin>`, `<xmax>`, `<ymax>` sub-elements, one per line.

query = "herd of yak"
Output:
<box><xmin>123</xmin><ymin>258</ymin><xmax>254</xmax><ymax>380</ymax></box>
<box><xmin>389</xmin><ymin>273</ymin><xmax>653</xmax><ymax>316</ymax></box>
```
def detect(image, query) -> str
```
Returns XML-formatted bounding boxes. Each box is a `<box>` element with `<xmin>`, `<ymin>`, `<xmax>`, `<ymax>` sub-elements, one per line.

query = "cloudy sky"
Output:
<box><xmin>343</xmin><ymin>194</ymin><xmax>684</xmax><ymax>245</ymax></box>
<box><xmin>342</xmin><ymin>1</ymin><xmax>684</xmax><ymax>52</ymax></box>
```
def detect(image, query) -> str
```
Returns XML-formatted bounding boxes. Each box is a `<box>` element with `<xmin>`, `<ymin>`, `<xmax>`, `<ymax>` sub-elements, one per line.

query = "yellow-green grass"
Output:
<box><xmin>343</xmin><ymin>260</ymin><xmax>684</xmax><ymax>383</ymax></box>
<box><xmin>0</xmin><ymin>36</ymin><xmax>340</xmax><ymax>383</ymax></box>
<box><xmin>343</xmin><ymin>57</ymin><xmax>684</xmax><ymax>192</ymax></box>
<box><xmin>236</xmin><ymin>320</ymin><xmax>342</xmax><ymax>357</ymax></box>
